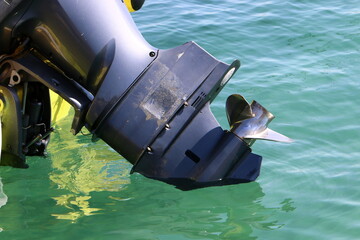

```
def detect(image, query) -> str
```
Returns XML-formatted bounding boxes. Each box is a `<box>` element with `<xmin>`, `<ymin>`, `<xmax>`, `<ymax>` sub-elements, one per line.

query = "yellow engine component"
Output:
<box><xmin>124</xmin><ymin>0</ymin><xmax>145</xmax><ymax>12</ymax></box>
<box><xmin>50</xmin><ymin>90</ymin><xmax>72</xmax><ymax>124</ymax></box>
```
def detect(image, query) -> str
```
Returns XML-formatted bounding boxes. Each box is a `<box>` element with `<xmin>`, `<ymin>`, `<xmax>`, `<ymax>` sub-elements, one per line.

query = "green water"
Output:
<box><xmin>1</xmin><ymin>0</ymin><xmax>360</xmax><ymax>239</ymax></box>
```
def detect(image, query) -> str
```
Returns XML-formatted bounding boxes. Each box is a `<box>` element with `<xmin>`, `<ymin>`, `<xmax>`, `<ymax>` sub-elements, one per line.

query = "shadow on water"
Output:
<box><xmin>91</xmin><ymin>177</ymin><xmax>294</xmax><ymax>240</ymax></box>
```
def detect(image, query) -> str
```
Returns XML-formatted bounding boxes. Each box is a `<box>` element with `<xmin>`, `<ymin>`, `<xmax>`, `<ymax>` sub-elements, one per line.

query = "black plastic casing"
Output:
<box><xmin>0</xmin><ymin>0</ymin><xmax>262</xmax><ymax>189</ymax></box>
<box><xmin>93</xmin><ymin>42</ymin><xmax>262</xmax><ymax>190</ymax></box>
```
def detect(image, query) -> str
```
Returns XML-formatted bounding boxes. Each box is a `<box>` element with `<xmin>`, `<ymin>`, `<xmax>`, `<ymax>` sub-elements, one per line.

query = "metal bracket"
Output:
<box><xmin>1</xmin><ymin>54</ymin><xmax>93</xmax><ymax>135</ymax></box>
<box><xmin>9</xmin><ymin>70</ymin><xmax>21</xmax><ymax>86</ymax></box>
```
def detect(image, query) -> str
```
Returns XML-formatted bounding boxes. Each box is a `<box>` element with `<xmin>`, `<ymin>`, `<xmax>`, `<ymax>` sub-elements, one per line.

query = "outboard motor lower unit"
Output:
<box><xmin>0</xmin><ymin>0</ymin><xmax>291</xmax><ymax>190</ymax></box>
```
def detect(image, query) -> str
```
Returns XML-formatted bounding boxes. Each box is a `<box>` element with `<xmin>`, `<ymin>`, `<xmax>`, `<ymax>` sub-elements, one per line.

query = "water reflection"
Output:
<box><xmin>45</xmin><ymin>113</ymin><xmax>295</xmax><ymax>238</ymax></box>
<box><xmin>0</xmin><ymin>177</ymin><xmax>7</xmax><ymax>233</ymax></box>
<box><xmin>0</xmin><ymin>177</ymin><xmax>7</xmax><ymax>209</ymax></box>
<box><xmin>47</xmin><ymin>119</ymin><xmax>131</xmax><ymax>222</ymax></box>
<box><xmin>51</xmin><ymin>195</ymin><xmax>103</xmax><ymax>221</ymax></box>
<box><xmin>46</xmin><ymin>128</ymin><xmax>296</xmax><ymax>238</ymax></box>
<box><xmin>97</xmin><ymin>178</ymin><xmax>296</xmax><ymax>240</ymax></box>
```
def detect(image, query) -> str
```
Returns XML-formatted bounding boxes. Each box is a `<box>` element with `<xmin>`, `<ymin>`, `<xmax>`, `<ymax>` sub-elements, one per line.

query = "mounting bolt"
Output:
<box><xmin>149</xmin><ymin>51</ymin><xmax>156</xmax><ymax>57</ymax></box>
<box><xmin>165</xmin><ymin>124</ymin><xmax>170</xmax><ymax>130</ymax></box>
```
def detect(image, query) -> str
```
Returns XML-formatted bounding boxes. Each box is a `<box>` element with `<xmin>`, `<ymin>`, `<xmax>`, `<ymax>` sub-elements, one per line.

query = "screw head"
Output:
<box><xmin>149</xmin><ymin>51</ymin><xmax>156</xmax><ymax>57</ymax></box>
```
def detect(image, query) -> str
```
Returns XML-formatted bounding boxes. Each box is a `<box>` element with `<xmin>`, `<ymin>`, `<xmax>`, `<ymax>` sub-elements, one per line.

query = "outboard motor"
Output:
<box><xmin>0</xmin><ymin>0</ymin><xmax>292</xmax><ymax>190</ymax></box>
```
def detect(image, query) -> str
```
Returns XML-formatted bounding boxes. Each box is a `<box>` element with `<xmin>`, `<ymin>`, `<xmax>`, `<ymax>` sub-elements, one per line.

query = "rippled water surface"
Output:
<box><xmin>1</xmin><ymin>0</ymin><xmax>359</xmax><ymax>239</ymax></box>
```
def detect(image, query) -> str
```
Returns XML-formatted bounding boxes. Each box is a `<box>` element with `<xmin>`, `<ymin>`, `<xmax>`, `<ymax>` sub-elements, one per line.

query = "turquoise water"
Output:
<box><xmin>1</xmin><ymin>0</ymin><xmax>360</xmax><ymax>239</ymax></box>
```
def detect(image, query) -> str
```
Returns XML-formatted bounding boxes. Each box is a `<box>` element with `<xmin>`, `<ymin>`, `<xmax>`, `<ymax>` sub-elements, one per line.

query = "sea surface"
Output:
<box><xmin>1</xmin><ymin>0</ymin><xmax>359</xmax><ymax>239</ymax></box>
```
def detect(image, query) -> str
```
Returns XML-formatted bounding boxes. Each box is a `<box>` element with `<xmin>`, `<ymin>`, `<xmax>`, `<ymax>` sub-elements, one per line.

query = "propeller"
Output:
<box><xmin>226</xmin><ymin>94</ymin><xmax>293</xmax><ymax>146</ymax></box>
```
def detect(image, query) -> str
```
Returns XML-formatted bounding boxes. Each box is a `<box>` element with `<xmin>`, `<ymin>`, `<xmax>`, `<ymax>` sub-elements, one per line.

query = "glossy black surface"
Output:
<box><xmin>0</xmin><ymin>0</ymin><xmax>266</xmax><ymax>189</ymax></box>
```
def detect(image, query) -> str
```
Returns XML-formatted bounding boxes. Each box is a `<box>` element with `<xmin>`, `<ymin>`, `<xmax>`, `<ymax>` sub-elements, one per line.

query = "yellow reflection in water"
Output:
<box><xmin>51</xmin><ymin>195</ymin><xmax>102</xmax><ymax>221</ymax></box>
<box><xmin>50</xmin><ymin>148</ymin><xmax>130</xmax><ymax>194</ymax></box>
<box><xmin>48</xmin><ymin>108</ymin><xmax>130</xmax><ymax>222</ymax></box>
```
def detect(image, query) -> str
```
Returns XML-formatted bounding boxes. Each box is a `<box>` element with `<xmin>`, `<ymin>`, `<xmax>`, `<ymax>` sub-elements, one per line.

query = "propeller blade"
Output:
<box><xmin>244</xmin><ymin>128</ymin><xmax>294</xmax><ymax>143</ymax></box>
<box><xmin>226</xmin><ymin>94</ymin><xmax>253</xmax><ymax>127</ymax></box>
<box><xmin>229</xmin><ymin>99</ymin><xmax>293</xmax><ymax>145</ymax></box>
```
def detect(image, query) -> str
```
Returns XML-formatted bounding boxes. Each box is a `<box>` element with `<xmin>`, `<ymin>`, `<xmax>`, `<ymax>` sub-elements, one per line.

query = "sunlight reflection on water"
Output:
<box><xmin>46</xmin><ymin>112</ymin><xmax>132</xmax><ymax>222</ymax></box>
<box><xmin>0</xmin><ymin>178</ymin><xmax>7</xmax><ymax>209</ymax></box>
